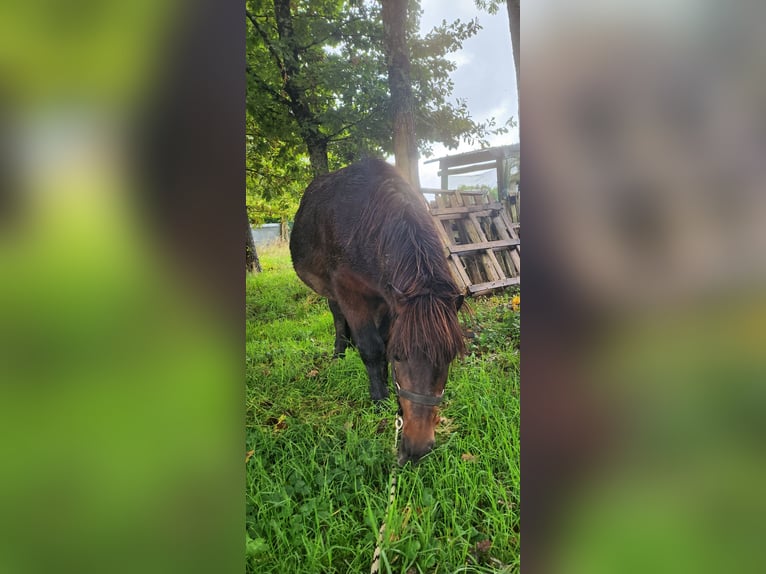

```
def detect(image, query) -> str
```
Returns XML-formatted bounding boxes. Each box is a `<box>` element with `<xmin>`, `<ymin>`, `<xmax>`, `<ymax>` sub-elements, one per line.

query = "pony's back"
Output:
<box><xmin>290</xmin><ymin>158</ymin><xmax>430</xmax><ymax>282</ymax></box>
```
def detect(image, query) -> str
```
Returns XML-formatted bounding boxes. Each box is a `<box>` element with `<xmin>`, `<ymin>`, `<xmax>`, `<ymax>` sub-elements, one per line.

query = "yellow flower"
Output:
<box><xmin>511</xmin><ymin>294</ymin><xmax>520</xmax><ymax>312</ymax></box>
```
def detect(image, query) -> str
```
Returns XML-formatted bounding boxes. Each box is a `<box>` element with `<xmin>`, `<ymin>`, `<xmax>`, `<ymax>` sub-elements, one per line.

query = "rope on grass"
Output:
<box><xmin>370</xmin><ymin>415</ymin><xmax>402</xmax><ymax>574</ymax></box>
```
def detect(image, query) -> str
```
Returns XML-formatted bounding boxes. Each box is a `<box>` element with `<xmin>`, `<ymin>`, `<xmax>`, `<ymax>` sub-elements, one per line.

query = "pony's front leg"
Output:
<box><xmin>350</xmin><ymin>322</ymin><xmax>389</xmax><ymax>402</ymax></box>
<box><xmin>328</xmin><ymin>299</ymin><xmax>353</xmax><ymax>358</ymax></box>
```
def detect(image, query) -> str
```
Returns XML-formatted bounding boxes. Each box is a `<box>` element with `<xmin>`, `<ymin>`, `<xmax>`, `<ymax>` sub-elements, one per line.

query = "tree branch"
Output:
<box><xmin>245</xmin><ymin>64</ymin><xmax>289</xmax><ymax>106</ymax></box>
<box><xmin>296</xmin><ymin>15</ymin><xmax>371</xmax><ymax>50</ymax></box>
<box><xmin>246</xmin><ymin>9</ymin><xmax>288</xmax><ymax>83</ymax></box>
<box><xmin>325</xmin><ymin>102</ymin><xmax>387</xmax><ymax>141</ymax></box>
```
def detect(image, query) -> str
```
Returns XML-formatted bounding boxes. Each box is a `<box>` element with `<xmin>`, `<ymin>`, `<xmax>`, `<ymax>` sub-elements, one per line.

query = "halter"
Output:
<box><xmin>392</xmin><ymin>365</ymin><xmax>445</xmax><ymax>407</ymax></box>
<box><xmin>395</xmin><ymin>382</ymin><xmax>444</xmax><ymax>406</ymax></box>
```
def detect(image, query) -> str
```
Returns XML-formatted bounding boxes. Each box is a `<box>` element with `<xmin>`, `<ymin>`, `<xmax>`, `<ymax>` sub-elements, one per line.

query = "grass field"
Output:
<box><xmin>246</xmin><ymin>243</ymin><xmax>520</xmax><ymax>573</ymax></box>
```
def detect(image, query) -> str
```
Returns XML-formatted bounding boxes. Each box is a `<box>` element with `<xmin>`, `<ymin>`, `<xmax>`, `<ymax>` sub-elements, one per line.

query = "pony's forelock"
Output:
<box><xmin>388</xmin><ymin>293</ymin><xmax>465</xmax><ymax>366</ymax></box>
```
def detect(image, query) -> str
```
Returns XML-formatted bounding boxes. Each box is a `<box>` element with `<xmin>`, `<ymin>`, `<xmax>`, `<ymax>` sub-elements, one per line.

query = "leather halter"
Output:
<box><xmin>396</xmin><ymin>382</ymin><xmax>445</xmax><ymax>406</ymax></box>
<box><xmin>392</xmin><ymin>366</ymin><xmax>445</xmax><ymax>407</ymax></box>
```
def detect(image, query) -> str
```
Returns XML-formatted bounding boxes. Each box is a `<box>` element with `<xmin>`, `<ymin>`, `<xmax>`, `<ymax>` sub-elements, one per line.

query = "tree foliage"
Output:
<box><xmin>246</xmin><ymin>0</ymin><xmax>508</xmax><ymax>224</ymax></box>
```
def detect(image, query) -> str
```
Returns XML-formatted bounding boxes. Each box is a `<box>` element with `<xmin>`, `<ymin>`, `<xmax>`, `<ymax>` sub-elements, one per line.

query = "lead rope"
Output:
<box><xmin>370</xmin><ymin>414</ymin><xmax>403</xmax><ymax>574</ymax></box>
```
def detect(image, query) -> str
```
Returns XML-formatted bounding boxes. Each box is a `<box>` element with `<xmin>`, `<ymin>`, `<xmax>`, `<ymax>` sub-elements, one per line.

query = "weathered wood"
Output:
<box><xmin>423</xmin><ymin>187</ymin><xmax>487</xmax><ymax>196</ymax></box>
<box><xmin>427</xmin><ymin>145</ymin><xmax>520</xmax><ymax>224</ymax></box>
<box><xmin>453</xmin><ymin>189</ymin><xmax>466</xmax><ymax>208</ymax></box>
<box><xmin>424</xmin><ymin>144</ymin><xmax>519</xmax><ymax>168</ymax></box>
<box><xmin>457</xmin><ymin>212</ymin><xmax>494</xmax><ymax>282</ymax></box>
<box><xmin>462</xmin><ymin>189</ymin><xmax>488</xmax><ymax>206</ymax></box>
<box><xmin>440</xmin><ymin>169</ymin><xmax>449</xmax><ymax>191</ymax></box>
<box><xmin>496</xmin><ymin>158</ymin><xmax>508</xmax><ymax>202</ymax></box>
<box><xmin>447</xmin><ymin>239</ymin><xmax>520</xmax><ymax>254</ymax></box>
<box><xmin>430</xmin><ymin>204</ymin><xmax>503</xmax><ymax>216</ymax></box>
<box><xmin>469</xmin><ymin>213</ymin><xmax>506</xmax><ymax>281</ymax></box>
<box><xmin>438</xmin><ymin>161</ymin><xmax>498</xmax><ymax>178</ymax></box>
<box><xmin>468</xmin><ymin>277</ymin><xmax>520</xmax><ymax>296</ymax></box>
<box><xmin>496</xmin><ymin>249</ymin><xmax>515</xmax><ymax>277</ymax></box>
<box><xmin>497</xmin><ymin>210</ymin><xmax>521</xmax><ymax>271</ymax></box>
<box><xmin>450</xmin><ymin>253</ymin><xmax>473</xmax><ymax>288</ymax></box>
<box><xmin>422</xmin><ymin>172</ymin><xmax>520</xmax><ymax>295</ymax></box>
<box><xmin>433</xmin><ymin>218</ymin><xmax>456</xmax><ymax>257</ymax></box>
<box><xmin>434</xmin><ymin>190</ymin><xmax>448</xmax><ymax>209</ymax></box>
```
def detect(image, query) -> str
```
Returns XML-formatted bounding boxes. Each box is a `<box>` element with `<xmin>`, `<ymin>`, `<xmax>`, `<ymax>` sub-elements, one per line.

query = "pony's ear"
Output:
<box><xmin>455</xmin><ymin>293</ymin><xmax>465</xmax><ymax>312</ymax></box>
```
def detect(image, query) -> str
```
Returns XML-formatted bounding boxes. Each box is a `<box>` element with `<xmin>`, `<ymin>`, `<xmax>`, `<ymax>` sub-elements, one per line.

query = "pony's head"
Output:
<box><xmin>389</xmin><ymin>288</ymin><xmax>465</xmax><ymax>465</ymax></box>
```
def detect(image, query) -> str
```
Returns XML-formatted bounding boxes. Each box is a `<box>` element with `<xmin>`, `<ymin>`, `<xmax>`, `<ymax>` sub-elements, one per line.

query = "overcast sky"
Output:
<box><xmin>417</xmin><ymin>0</ymin><xmax>519</xmax><ymax>188</ymax></box>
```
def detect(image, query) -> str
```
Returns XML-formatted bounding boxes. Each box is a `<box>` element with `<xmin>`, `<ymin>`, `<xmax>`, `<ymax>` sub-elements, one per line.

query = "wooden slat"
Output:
<box><xmin>449</xmin><ymin>253</ymin><xmax>472</xmax><ymax>289</ymax></box>
<box><xmin>433</xmin><ymin>219</ymin><xmax>456</xmax><ymax>258</ymax></box>
<box><xmin>424</xmin><ymin>144</ymin><xmax>519</xmax><ymax>167</ymax></box>
<box><xmin>494</xmin><ymin>210</ymin><xmax>521</xmax><ymax>271</ymax></box>
<box><xmin>468</xmin><ymin>277</ymin><xmax>520</xmax><ymax>295</ymax></box>
<box><xmin>460</xmin><ymin>190</ymin><xmax>489</xmax><ymax>207</ymax></box>
<box><xmin>447</xmin><ymin>239</ymin><xmax>520</xmax><ymax>254</ymax></box>
<box><xmin>435</xmin><ymin>212</ymin><xmax>491</xmax><ymax>225</ymax></box>
<box><xmin>496</xmin><ymin>157</ymin><xmax>508</xmax><ymax>202</ymax></box>
<box><xmin>439</xmin><ymin>161</ymin><xmax>498</xmax><ymax>177</ymax></box>
<box><xmin>434</xmin><ymin>190</ymin><xmax>448</xmax><ymax>209</ymax></box>
<box><xmin>468</xmin><ymin>213</ymin><xmax>507</xmax><ymax>281</ymax></box>
<box><xmin>485</xmin><ymin>250</ymin><xmax>507</xmax><ymax>281</ymax></box>
<box><xmin>430</xmin><ymin>204</ymin><xmax>501</xmax><ymax>216</ymax></box>
<box><xmin>432</xmin><ymin>195</ymin><xmax>470</xmax><ymax>291</ymax></box>
<box><xmin>458</xmin><ymin>212</ymin><xmax>499</xmax><ymax>282</ymax></box>
<box><xmin>496</xmin><ymin>249</ymin><xmax>516</xmax><ymax>277</ymax></box>
<box><xmin>423</xmin><ymin>188</ymin><xmax>488</xmax><ymax>197</ymax></box>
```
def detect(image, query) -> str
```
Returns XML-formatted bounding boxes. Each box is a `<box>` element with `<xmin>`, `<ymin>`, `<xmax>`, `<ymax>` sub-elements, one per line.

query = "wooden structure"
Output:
<box><xmin>422</xmin><ymin>145</ymin><xmax>521</xmax><ymax>296</ymax></box>
<box><xmin>423</xmin><ymin>187</ymin><xmax>520</xmax><ymax>296</ymax></box>
<box><xmin>425</xmin><ymin>144</ymin><xmax>520</xmax><ymax>223</ymax></box>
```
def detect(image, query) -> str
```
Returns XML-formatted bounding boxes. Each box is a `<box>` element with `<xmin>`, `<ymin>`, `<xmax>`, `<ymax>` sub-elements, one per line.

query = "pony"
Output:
<box><xmin>290</xmin><ymin>158</ymin><xmax>465</xmax><ymax>465</ymax></box>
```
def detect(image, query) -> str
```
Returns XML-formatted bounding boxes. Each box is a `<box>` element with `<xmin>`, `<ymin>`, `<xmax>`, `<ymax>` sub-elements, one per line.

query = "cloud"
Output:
<box><xmin>419</xmin><ymin>0</ymin><xmax>518</xmax><ymax>129</ymax></box>
<box><xmin>448</xmin><ymin>50</ymin><xmax>474</xmax><ymax>68</ymax></box>
<box><xmin>415</xmin><ymin>0</ymin><xmax>520</xmax><ymax>188</ymax></box>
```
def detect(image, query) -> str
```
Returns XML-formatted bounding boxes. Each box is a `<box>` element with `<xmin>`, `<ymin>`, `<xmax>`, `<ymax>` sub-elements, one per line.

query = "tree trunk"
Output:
<box><xmin>506</xmin><ymin>0</ymin><xmax>520</xmax><ymax>102</ymax></box>
<box><xmin>273</xmin><ymin>0</ymin><xmax>330</xmax><ymax>177</ymax></box>
<box><xmin>382</xmin><ymin>0</ymin><xmax>420</xmax><ymax>190</ymax></box>
<box><xmin>245</xmin><ymin>208</ymin><xmax>261</xmax><ymax>273</ymax></box>
<box><xmin>306</xmin><ymin>135</ymin><xmax>329</xmax><ymax>177</ymax></box>
<box><xmin>280</xmin><ymin>216</ymin><xmax>290</xmax><ymax>242</ymax></box>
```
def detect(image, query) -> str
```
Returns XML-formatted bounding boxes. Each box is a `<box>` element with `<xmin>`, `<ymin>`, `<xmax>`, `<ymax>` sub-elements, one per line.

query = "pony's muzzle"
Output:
<box><xmin>397</xmin><ymin>436</ymin><xmax>435</xmax><ymax>466</ymax></box>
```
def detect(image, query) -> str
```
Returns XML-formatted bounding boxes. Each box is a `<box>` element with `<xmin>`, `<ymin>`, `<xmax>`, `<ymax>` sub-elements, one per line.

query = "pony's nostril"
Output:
<box><xmin>398</xmin><ymin>439</ymin><xmax>435</xmax><ymax>466</ymax></box>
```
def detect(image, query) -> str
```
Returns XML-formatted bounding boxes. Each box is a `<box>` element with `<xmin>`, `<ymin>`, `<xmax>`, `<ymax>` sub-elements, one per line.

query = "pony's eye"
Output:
<box><xmin>393</xmin><ymin>355</ymin><xmax>401</xmax><ymax>362</ymax></box>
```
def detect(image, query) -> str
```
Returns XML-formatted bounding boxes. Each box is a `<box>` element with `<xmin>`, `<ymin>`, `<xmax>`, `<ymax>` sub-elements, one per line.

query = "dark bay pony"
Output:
<box><xmin>290</xmin><ymin>158</ymin><xmax>465</xmax><ymax>465</ymax></box>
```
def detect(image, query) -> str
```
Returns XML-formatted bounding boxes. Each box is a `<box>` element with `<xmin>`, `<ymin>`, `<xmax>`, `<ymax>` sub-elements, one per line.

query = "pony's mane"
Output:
<box><xmin>352</xmin><ymin>161</ymin><xmax>465</xmax><ymax>366</ymax></box>
<box><xmin>389</xmin><ymin>293</ymin><xmax>465</xmax><ymax>367</ymax></box>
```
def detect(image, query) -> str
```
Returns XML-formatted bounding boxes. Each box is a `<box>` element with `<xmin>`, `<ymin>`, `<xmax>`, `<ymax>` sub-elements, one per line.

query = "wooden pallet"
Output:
<box><xmin>423</xmin><ymin>188</ymin><xmax>521</xmax><ymax>296</ymax></box>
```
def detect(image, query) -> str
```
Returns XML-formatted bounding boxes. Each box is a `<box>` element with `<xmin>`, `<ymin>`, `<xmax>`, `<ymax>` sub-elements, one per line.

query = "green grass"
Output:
<box><xmin>246</xmin><ymin>243</ymin><xmax>520</xmax><ymax>573</ymax></box>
